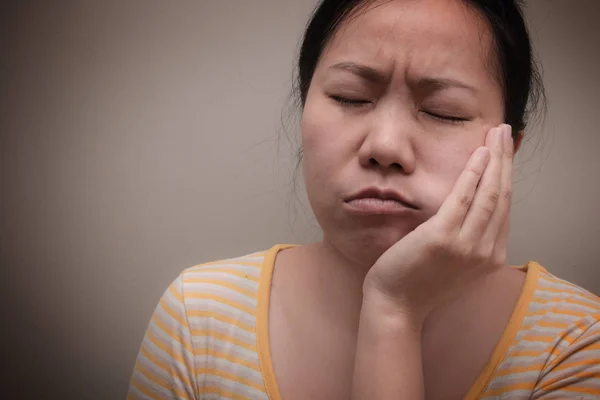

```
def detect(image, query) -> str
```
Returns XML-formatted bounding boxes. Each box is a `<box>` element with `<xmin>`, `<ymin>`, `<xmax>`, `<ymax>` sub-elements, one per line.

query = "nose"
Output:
<box><xmin>358</xmin><ymin>114</ymin><xmax>416</xmax><ymax>174</ymax></box>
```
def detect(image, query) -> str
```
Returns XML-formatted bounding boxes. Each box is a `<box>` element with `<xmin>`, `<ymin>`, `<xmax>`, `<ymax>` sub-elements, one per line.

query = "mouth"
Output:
<box><xmin>344</xmin><ymin>187</ymin><xmax>419</xmax><ymax>215</ymax></box>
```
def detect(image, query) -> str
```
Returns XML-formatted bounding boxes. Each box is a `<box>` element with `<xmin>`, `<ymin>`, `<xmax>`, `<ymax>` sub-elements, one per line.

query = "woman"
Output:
<box><xmin>129</xmin><ymin>0</ymin><xmax>600</xmax><ymax>399</ymax></box>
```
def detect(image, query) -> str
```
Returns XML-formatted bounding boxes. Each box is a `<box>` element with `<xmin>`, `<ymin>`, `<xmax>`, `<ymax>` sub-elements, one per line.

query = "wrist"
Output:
<box><xmin>361</xmin><ymin>288</ymin><xmax>424</xmax><ymax>333</ymax></box>
<box><xmin>353</xmin><ymin>285</ymin><xmax>426</xmax><ymax>400</ymax></box>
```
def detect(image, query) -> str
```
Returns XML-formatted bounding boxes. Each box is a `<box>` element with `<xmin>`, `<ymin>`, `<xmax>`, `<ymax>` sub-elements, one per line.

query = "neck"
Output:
<box><xmin>300</xmin><ymin>240</ymin><xmax>373</xmax><ymax>329</ymax></box>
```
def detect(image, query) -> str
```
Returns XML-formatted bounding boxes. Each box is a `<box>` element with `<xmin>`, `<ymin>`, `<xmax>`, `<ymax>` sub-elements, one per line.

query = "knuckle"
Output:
<box><xmin>467</xmin><ymin>167</ymin><xmax>484</xmax><ymax>180</ymax></box>
<box><xmin>429</xmin><ymin>234</ymin><xmax>452</xmax><ymax>254</ymax></box>
<box><xmin>484</xmin><ymin>185</ymin><xmax>500</xmax><ymax>205</ymax></box>
<box><xmin>455</xmin><ymin>243</ymin><xmax>472</xmax><ymax>259</ymax></box>
<box><xmin>484</xmin><ymin>245</ymin><xmax>495</xmax><ymax>259</ymax></box>
<box><xmin>475</xmin><ymin>244</ymin><xmax>494</xmax><ymax>261</ymax></box>
<box><xmin>493</xmin><ymin>253</ymin><xmax>507</xmax><ymax>267</ymax></box>
<box><xmin>458</xmin><ymin>192</ymin><xmax>474</xmax><ymax>208</ymax></box>
<box><xmin>478</xmin><ymin>203</ymin><xmax>496</xmax><ymax>219</ymax></box>
<box><xmin>502</xmin><ymin>187</ymin><xmax>512</xmax><ymax>202</ymax></box>
<box><xmin>472</xmin><ymin>254</ymin><xmax>486</xmax><ymax>265</ymax></box>
<box><xmin>472</xmin><ymin>250</ymin><xmax>487</xmax><ymax>264</ymax></box>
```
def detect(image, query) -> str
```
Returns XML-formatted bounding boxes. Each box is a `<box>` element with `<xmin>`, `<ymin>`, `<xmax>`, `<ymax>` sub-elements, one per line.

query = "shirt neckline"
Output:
<box><xmin>256</xmin><ymin>244</ymin><xmax>294</xmax><ymax>400</ymax></box>
<box><xmin>256</xmin><ymin>244</ymin><xmax>542</xmax><ymax>400</ymax></box>
<box><xmin>464</xmin><ymin>261</ymin><xmax>542</xmax><ymax>399</ymax></box>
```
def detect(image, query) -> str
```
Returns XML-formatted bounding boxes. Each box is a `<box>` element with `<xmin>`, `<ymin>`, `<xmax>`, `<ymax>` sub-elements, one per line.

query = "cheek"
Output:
<box><xmin>300</xmin><ymin>98</ymin><xmax>349</xmax><ymax>183</ymax></box>
<box><xmin>301</xmin><ymin>112</ymin><xmax>328</xmax><ymax>181</ymax></box>
<box><xmin>301</xmin><ymin>95</ymin><xmax>338</xmax><ymax>152</ymax></box>
<box><xmin>300</xmin><ymin>105</ymin><xmax>335</xmax><ymax>202</ymax></box>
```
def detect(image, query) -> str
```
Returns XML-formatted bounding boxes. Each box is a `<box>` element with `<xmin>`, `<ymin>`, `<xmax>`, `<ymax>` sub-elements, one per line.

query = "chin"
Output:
<box><xmin>326</xmin><ymin>219</ymin><xmax>417</xmax><ymax>267</ymax></box>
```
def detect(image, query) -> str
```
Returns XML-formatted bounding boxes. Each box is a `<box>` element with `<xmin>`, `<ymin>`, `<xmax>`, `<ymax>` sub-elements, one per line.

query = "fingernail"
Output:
<box><xmin>503</xmin><ymin>124</ymin><xmax>513</xmax><ymax>142</ymax></box>
<box><xmin>496</xmin><ymin>126</ymin><xmax>504</xmax><ymax>143</ymax></box>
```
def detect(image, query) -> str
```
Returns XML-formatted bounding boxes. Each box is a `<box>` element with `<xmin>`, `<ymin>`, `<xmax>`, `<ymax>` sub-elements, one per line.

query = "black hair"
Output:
<box><xmin>294</xmin><ymin>0</ymin><xmax>546</xmax><ymax>139</ymax></box>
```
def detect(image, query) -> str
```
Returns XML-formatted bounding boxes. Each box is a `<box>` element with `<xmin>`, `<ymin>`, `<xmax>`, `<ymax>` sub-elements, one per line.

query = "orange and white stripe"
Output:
<box><xmin>129</xmin><ymin>247</ymin><xmax>600</xmax><ymax>399</ymax></box>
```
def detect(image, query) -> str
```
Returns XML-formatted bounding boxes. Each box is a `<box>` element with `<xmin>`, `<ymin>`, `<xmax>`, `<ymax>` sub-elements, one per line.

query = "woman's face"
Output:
<box><xmin>301</xmin><ymin>0</ymin><xmax>507</xmax><ymax>265</ymax></box>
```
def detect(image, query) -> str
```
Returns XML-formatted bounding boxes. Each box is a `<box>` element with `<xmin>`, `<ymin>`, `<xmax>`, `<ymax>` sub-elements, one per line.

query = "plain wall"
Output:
<box><xmin>2</xmin><ymin>0</ymin><xmax>599</xmax><ymax>398</ymax></box>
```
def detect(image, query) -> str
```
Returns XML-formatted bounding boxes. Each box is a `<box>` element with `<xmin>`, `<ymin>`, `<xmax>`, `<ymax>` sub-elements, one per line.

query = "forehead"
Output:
<box><xmin>319</xmin><ymin>0</ymin><xmax>498</xmax><ymax>85</ymax></box>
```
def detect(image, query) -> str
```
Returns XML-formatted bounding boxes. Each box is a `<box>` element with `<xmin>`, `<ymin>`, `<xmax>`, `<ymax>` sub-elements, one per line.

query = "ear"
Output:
<box><xmin>514</xmin><ymin>131</ymin><xmax>524</xmax><ymax>155</ymax></box>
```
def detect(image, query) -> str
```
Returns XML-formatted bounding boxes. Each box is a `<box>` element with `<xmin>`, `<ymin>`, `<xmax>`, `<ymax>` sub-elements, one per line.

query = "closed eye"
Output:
<box><xmin>330</xmin><ymin>95</ymin><xmax>371</xmax><ymax>107</ymax></box>
<box><xmin>423</xmin><ymin>111</ymin><xmax>468</xmax><ymax>124</ymax></box>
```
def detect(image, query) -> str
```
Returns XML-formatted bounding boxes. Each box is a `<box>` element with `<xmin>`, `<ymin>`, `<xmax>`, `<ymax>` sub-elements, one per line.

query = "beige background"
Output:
<box><xmin>2</xmin><ymin>0</ymin><xmax>599</xmax><ymax>398</ymax></box>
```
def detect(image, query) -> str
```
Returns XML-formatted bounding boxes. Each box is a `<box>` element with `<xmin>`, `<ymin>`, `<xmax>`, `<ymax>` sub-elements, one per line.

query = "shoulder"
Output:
<box><xmin>530</xmin><ymin>262</ymin><xmax>600</xmax><ymax>324</ymax></box>
<box><xmin>527</xmin><ymin>262</ymin><xmax>600</xmax><ymax>354</ymax></box>
<box><xmin>483</xmin><ymin>262</ymin><xmax>600</xmax><ymax>399</ymax></box>
<box><xmin>181</xmin><ymin>249</ymin><xmax>270</xmax><ymax>294</ymax></box>
<box><xmin>173</xmin><ymin>245</ymin><xmax>296</xmax><ymax>330</ymax></box>
<box><xmin>525</xmin><ymin>264</ymin><xmax>600</xmax><ymax>397</ymax></box>
<box><xmin>175</xmin><ymin>247</ymin><xmax>276</xmax><ymax>319</ymax></box>
<box><xmin>513</xmin><ymin>262</ymin><xmax>600</xmax><ymax>352</ymax></box>
<box><xmin>129</xmin><ymin>247</ymin><xmax>281</xmax><ymax>399</ymax></box>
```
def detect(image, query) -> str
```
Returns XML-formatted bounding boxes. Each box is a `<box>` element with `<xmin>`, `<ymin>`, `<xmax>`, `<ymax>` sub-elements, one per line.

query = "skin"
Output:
<box><xmin>269</xmin><ymin>0</ymin><xmax>526</xmax><ymax>399</ymax></box>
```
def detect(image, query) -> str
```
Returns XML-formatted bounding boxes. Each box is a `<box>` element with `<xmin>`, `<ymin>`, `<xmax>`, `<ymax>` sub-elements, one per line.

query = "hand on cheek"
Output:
<box><xmin>363</xmin><ymin>124</ymin><xmax>514</xmax><ymax>327</ymax></box>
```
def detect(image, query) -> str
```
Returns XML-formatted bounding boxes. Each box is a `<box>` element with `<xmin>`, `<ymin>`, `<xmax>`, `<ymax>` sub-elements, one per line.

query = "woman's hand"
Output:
<box><xmin>363</xmin><ymin>124</ymin><xmax>514</xmax><ymax>327</ymax></box>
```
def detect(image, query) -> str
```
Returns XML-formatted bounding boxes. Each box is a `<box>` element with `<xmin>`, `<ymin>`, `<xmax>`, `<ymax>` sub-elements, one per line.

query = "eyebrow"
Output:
<box><xmin>419</xmin><ymin>77</ymin><xmax>477</xmax><ymax>93</ymax></box>
<box><xmin>328</xmin><ymin>61</ymin><xmax>477</xmax><ymax>93</ymax></box>
<box><xmin>329</xmin><ymin>62</ymin><xmax>388</xmax><ymax>84</ymax></box>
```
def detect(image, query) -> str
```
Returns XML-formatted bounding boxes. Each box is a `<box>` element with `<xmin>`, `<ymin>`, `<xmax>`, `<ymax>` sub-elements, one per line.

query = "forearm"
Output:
<box><xmin>351</xmin><ymin>291</ymin><xmax>425</xmax><ymax>400</ymax></box>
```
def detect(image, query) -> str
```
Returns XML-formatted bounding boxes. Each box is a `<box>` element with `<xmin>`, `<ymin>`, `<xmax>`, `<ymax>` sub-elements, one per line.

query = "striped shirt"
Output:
<box><xmin>128</xmin><ymin>244</ymin><xmax>600</xmax><ymax>399</ymax></box>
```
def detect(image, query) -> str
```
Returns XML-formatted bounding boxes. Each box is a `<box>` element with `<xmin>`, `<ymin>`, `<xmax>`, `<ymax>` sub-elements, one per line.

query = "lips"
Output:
<box><xmin>345</xmin><ymin>187</ymin><xmax>419</xmax><ymax>210</ymax></box>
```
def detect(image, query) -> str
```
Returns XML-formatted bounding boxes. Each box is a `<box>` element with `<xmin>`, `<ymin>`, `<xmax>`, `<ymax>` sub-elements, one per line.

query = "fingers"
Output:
<box><xmin>435</xmin><ymin>146</ymin><xmax>490</xmax><ymax>232</ymax></box>
<box><xmin>493</xmin><ymin>215</ymin><xmax>511</xmax><ymax>266</ymax></box>
<box><xmin>458</xmin><ymin>125</ymin><xmax>506</xmax><ymax>242</ymax></box>
<box><xmin>484</xmin><ymin>125</ymin><xmax>514</xmax><ymax>263</ymax></box>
